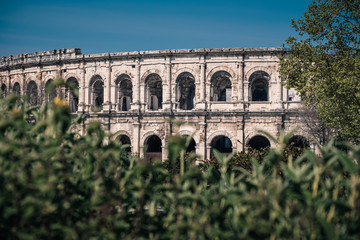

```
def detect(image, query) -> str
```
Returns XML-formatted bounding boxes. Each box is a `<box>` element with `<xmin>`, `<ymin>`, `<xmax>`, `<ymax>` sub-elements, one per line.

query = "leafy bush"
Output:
<box><xmin>0</xmin><ymin>94</ymin><xmax>359</xmax><ymax>239</ymax></box>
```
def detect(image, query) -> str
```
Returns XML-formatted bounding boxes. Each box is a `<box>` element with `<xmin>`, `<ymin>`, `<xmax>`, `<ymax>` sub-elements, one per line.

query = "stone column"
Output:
<box><xmin>131</xmin><ymin>58</ymin><xmax>141</xmax><ymax>111</ymax></box>
<box><xmin>102</xmin><ymin>59</ymin><xmax>111</xmax><ymax>112</ymax></box>
<box><xmin>78</xmin><ymin>61</ymin><xmax>86</xmax><ymax>112</ymax></box>
<box><xmin>7</xmin><ymin>70</ymin><xmax>11</xmax><ymax>94</ymax></box>
<box><xmin>132</xmin><ymin>122</ymin><xmax>141</xmax><ymax>155</ymax></box>
<box><xmin>197</xmin><ymin>59</ymin><xmax>207</xmax><ymax>110</ymax></box>
<box><xmin>162</xmin><ymin>59</ymin><xmax>172</xmax><ymax>111</ymax></box>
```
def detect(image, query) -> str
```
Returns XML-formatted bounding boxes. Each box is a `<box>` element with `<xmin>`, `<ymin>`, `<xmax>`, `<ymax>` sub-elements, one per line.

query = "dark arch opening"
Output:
<box><xmin>184</xmin><ymin>135</ymin><xmax>196</xmax><ymax>153</ymax></box>
<box><xmin>210</xmin><ymin>71</ymin><xmax>232</xmax><ymax>102</ymax></box>
<box><xmin>145</xmin><ymin>74</ymin><xmax>162</xmax><ymax>110</ymax></box>
<box><xmin>45</xmin><ymin>79</ymin><xmax>57</xmax><ymax>102</ymax></box>
<box><xmin>116</xmin><ymin>75</ymin><xmax>133</xmax><ymax>111</ymax></box>
<box><xmin>288</xmin><ymin>135</ymin><xmax>309</xmax><ymax>149</ymax></box>
<box><xmin>251</xmin><ymin>79</ymin><xmax>268</xmax><ymax>101</ymax></box>
<box><xmin>13</xmin><ymin>82</ymin><xmax>21</xmax><ymax>95</ymax></box>
<box><xmin>90</xmin><ymin>76</ymin><xmax>104</xmax><ymax>108</ymax></box>
<box><xmin>145</xmin><ymin>135</ymin><xmax>162</xmax><ymax>162</ymax></box>
<box><xmin>26</xmin><ymin>81</ymin><xmax>39</xmax><ymax>106</ymax></box>
<box><xmin>116</xmin><ymin>134</ymin><xmax>131</xmax><ymax>153</ymax></box>
<box><xmin>248</xmin><ymin>135</ymin><xmax>271</xmax><ymax>150</ymax></box>
<box><xmin>211</xmin><ymin>135</ymin><xmax>232</xmax><ymax>158</ymax></box>
<box><xmin>176</xmin><ymin>72</ymin><xmax>195</xmax><ymax>110</ymax></box>
<box><xmin>249</xmin><ymin>71</ymin><xmax>270</xmax><ymax>101</ymax></box>
<box><xmin>66</xmin><ymin>77</ymin><xmax>79</xmax><ymax>113</ymax></box>
<box><xmin>1</xmin><ymin>84</ymin><xmax>7</xmax><ymax>98</ymax></box>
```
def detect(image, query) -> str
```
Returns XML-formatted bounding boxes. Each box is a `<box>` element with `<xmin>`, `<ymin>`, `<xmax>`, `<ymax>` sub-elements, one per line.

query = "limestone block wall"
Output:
<box><xmin>0</xmin><ymin>47</ymin><xmax>307</xmax><ymax>160</ymax></box>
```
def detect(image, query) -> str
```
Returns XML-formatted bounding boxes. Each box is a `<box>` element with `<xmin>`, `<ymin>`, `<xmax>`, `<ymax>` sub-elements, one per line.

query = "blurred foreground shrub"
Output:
<box><xmin>0</xmin><ymin>94</ymin><xmax>359</xmax><ymax>239</ymax></box>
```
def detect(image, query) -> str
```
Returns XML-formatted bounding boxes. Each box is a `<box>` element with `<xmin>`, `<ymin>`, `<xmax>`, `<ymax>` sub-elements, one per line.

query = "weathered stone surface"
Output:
<box><xmin>0</xmin><ymin>47</ymin><xmax>308</xmax><ymax>160</ymax></box>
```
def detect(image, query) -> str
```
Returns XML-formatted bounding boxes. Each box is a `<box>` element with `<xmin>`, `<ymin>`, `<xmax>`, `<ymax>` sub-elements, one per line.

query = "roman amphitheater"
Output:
<box><xmin>0</xmin><ymin>47</ymin><xmax>308</xmax><ymax>160</ymax></box>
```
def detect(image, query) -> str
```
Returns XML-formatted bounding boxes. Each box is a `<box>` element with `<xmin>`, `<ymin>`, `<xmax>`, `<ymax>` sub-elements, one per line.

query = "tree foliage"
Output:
<box><xmin>0</xmin><ymin>93</ymin><xmax>360</xmax><ymax>239</ymax></box>
<box><xmin>280</xmin><ymin>0</ymin><xmax>360</xmax><ymax>142</ymax></box>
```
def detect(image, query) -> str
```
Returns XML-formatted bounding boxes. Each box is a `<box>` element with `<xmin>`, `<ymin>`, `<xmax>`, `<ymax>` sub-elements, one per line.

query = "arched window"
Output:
<box><xmin>249</xmin><ymin>71</ymin><xmax>270</xmax><ymax>101</ymax></box>
<box><xmin>90</xmin><ymin>75</ymin><xmax>104</xmax><ymax>109</ymax></box>
<box><xmin>1</xmin><ymin>84</ymin><xmax>7</xmax><ymax>98</ymax></box>
<box><xmin>211</xmin><ymin>135</ymin><xmax>232</xmax><ymax>158</ymax></box>
<box><xmin>247</xmin><ymin>135</ymin><xmax>271</xmax><ymax>150</ymax></box>
<box><xmin>116</xmin><ymin>74</ymin><xmax>132</xmax><ymax>111</ymax></box>
<box><xmin>144</xmin><ymin>135</ymin><xmax>162</xmax><ymax>162</ymax></box>
<box><xmin>66</xmin><ymin>77</ymin><xmax>79</xmax><ymax>113</ymax></box>
<box><xmin>145</xmin><ymin>74</ymin><xmax>162</xmax><ymax>110</ymax></box>
<box><xmin>45</xmin><ymin>79</ymin><xmax>57</xmax><ymax>102</ymax></box>
<box><xmin>26</xmin><ymin>81</ymin><xmax>39</xmax><ymax>106</ymax></box>
<box><xmin>187</xmin><ymin>137</ymin><xmax>196</xmax><ymax>153</ymax></box>
<box><xmin>116</xmin><ymin>134</ymin><xmax>131</xmax><ymax>153</ymax></box>
<box><xmin>210</xmin><ymin>71</ymin><xmax>232</xmax><ymax>102</ymax></box>
<box><xmin>176</xmin><ymin>72</ymin><xmax>195</xmax><ymax>110</ymax></box>
<box><xmin>13</xmin><ymin>83</ymin><xmax>21</xmax><ymax>95</ymax></box>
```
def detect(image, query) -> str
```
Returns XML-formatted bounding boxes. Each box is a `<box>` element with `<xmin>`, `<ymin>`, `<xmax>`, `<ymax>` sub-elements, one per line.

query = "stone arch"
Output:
<box><xmin>45</xmin><ymin>79</ymin><xmax>57</xmax><ymax>102</ymax></box>
<box><xmin>26</xmin><ymin>80</ymin><xmax>39</xmax><ymax>106</ymax></box>
<box><xmin>175</xmin><ymin>72</ymin><xmax>195</xmax><ymax>110</ymax></box>
<box><xmin>247</xmin><ymin>135</ymin><xmax>271</xmax><ymax>150</ymax></box>
<box><xmin>179</xmin><ymin>129</ymin><xmax>200</xmax><ymax>145</ymax></box>
<box><xmin>140</xmin><ymin>69</ymin><xmax>164</xmax><ymax>84</ymax></box>
<box><xmin>12</xmin><ymin>82</ymin><xmax>21</xmax><ymax>95</ymax></box>
<box><xmin>207</xmin><ymin>66</ymin><xmax>236</xmax><ymax>83</ymax></box>
<box><xmin>245</xmin><ymin>66</ymin><xmax>273</xmax><ymax>81</ymax></box>
<box><xmin>89</xmin><ymin>75</ymin><xmax>104</xmax><ymax>109</ymax></box>
<box><xmin>210</xmin><ymin>135</ymin><xmax>233</xmax><ymax>158</ymax></box>
<box><xmin>113</xmin><ymin>70</ymin><xmax>134</xmax><ymax>83</ymax></box>
<box><xmin>116</xmin><ymin>133</ymin><xmax>132</xmax><ymax>152</ymax></box>
<box><xmin>115</xmin><ymin>74</ymin><xmax>132</xmax><ymax>111</ymax></box>
<box><xmin>288</xmin><ymin>135</ymin><xmax>309</xmax><ymax>149</ymax></box>
<box><xmin>144</xmin><ymin>73</ymin><xmax>162</xmax><ymax>110</ymax></box>
<box><xmin>144</xmin><ymin>134</ymin><xmax>162</xmax><ymax>162</ymax></box>
<box><xmin>248</xmin><ymin>70</ymin><xmax>270</xmax><ymax>101</ymax></box>
<box><xmin>209</xmin><ymin>70</ymin><xmax>232</xmax><ymax>102</ymax></box>
<box><xmin>65</xmin><ymin>77</ymin><xmax>79</xmax><ymax>113</ymax></box>
<box><xmin>1</xmin><ymin>83</ymin><xmax>7</xmax><ymax>98</ymax></box>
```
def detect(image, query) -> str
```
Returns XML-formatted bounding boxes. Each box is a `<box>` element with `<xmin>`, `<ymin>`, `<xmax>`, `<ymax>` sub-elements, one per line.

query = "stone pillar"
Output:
<box><xmin>162</xmin><ymin>59</ymin><xmax>172</xmax><ymax>111</ymax></box>
<box><xmin>78</xmin><ymin>61</ymin><xmax>86</xmax><ymax>112</ymax></box>
<box><xmin>102</xmin><ymin>59</ymin><xmax>111</xmax><ymax>112</ymax></box>
<box><xmin>197</xmin><ymin>60</ymin><xmax>207</xmax><ymax>110</ymax></box>
<box><xmin>7</xmin><ymin>70</ymin><xmax>11</xmax><ymax>93</ymax></box>
<box><xmin>132</xmin><ymin>122</ymin><xmax>141</xmax><ymax>155</ymax></box>
<box><xmin>131</xmin><ymin>58</ymin><xmax>141</xmax><ymax>111</ymax></box>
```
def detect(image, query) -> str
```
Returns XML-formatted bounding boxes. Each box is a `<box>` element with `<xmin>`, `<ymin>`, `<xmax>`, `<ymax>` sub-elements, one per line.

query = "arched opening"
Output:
<box><xmin>45</xmin><ymin>79</ymin><xmax>57</xmax><ymax>102</ymax></box>
<box><xmin>211</xmin><ymin>135</ymin><xmax>232</xmax><ymax>158</ymax></box>
<box><xmin>13</xmin><ymin>82</ymin><xmax>21</xmax><ymax>95</ymax></box>
<box><xmin>116</xmin><ymin>74</ymin><xmax>132</xmax><ymax>111</ymax></box>
<box><xmin>210</xmin><ymin>71</ymin><xmax>232</xmax><ymax>102</ymax></box>
<box><xmin>248</xmin><ymin>135</ymin><xmax>271</xmax><ymax>150</ymax></box>
<box><xmin>288</xmin><ymin>135</ymin><xmax>309</xmax><ymax>149</ymax></box>
<box><xmin>145</xmin><ymin>74</ymin><xmax>162</xmax><ymax>110</ymax></box>
<box><xmin>144</xmin><ymin>135</ymin><xmax>162</xmax><ymax>162</ymax></box>
<box><xmin>90</xmin><ymin>76</ymin><xmax>104</xmax><ymax>109</ymax></box>
<box><xmin>66</xmin><ymin>77</ymin><xmax>79</xmax><ymax>113</ymax></box>
<box><xmin>249</xmin><ymin>71</ymin><xmax>270</xmax><ymax>101</ymax></box>
<box><xmin>116</xmin><ymin>134</ymin><xmax>131</xmax><ymax>153</ymax></box>
<box><xmin>184</xmin><ymin>135</ymin><xmax>196</xmax><ymax>153</ymax></box>
<box><xmin>1</xmin><ymin>84</ymin><xmax>7</xmax><ymax>98</ymax></box>
<box><xmin>176</xmin><ymin>72</ymin><xmax>195</xmax><ymax>110</ymax></box>
<box><xmin>26</xmin><ymin>81</ymin><xmax>39</xmax><ymax>106</ymax></box>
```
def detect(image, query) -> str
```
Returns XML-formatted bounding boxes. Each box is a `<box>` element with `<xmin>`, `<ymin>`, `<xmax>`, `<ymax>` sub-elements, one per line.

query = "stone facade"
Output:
<box><xmin>0</xmin><ymin>47</ymin><xmax>306</xmax><ymax>160</ymax></box>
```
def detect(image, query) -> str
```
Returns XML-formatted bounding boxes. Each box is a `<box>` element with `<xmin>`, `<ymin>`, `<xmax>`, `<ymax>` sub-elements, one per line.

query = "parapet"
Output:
<box><xmin>0</xmin><ymin>47</ymin><xmax>285</xmax><ymax>69</ymax></box>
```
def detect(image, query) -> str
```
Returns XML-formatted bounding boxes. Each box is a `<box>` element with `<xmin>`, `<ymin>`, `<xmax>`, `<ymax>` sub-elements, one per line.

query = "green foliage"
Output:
<box><xmin>279</xmin><ymin>0</ymin><xmax>360</xmax><ymax>142</ymax></box>
<box><xmin>0</xmin><ymin>95</ymin><xmax>360</xmax><ymax>239</ymax></box>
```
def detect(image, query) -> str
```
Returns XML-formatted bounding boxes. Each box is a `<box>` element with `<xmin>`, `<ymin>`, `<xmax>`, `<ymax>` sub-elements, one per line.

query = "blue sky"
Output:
<box><xmin>0</xmin><ymin>0</ymin><xmax>312</xmax><ymax>57</ymax></box>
